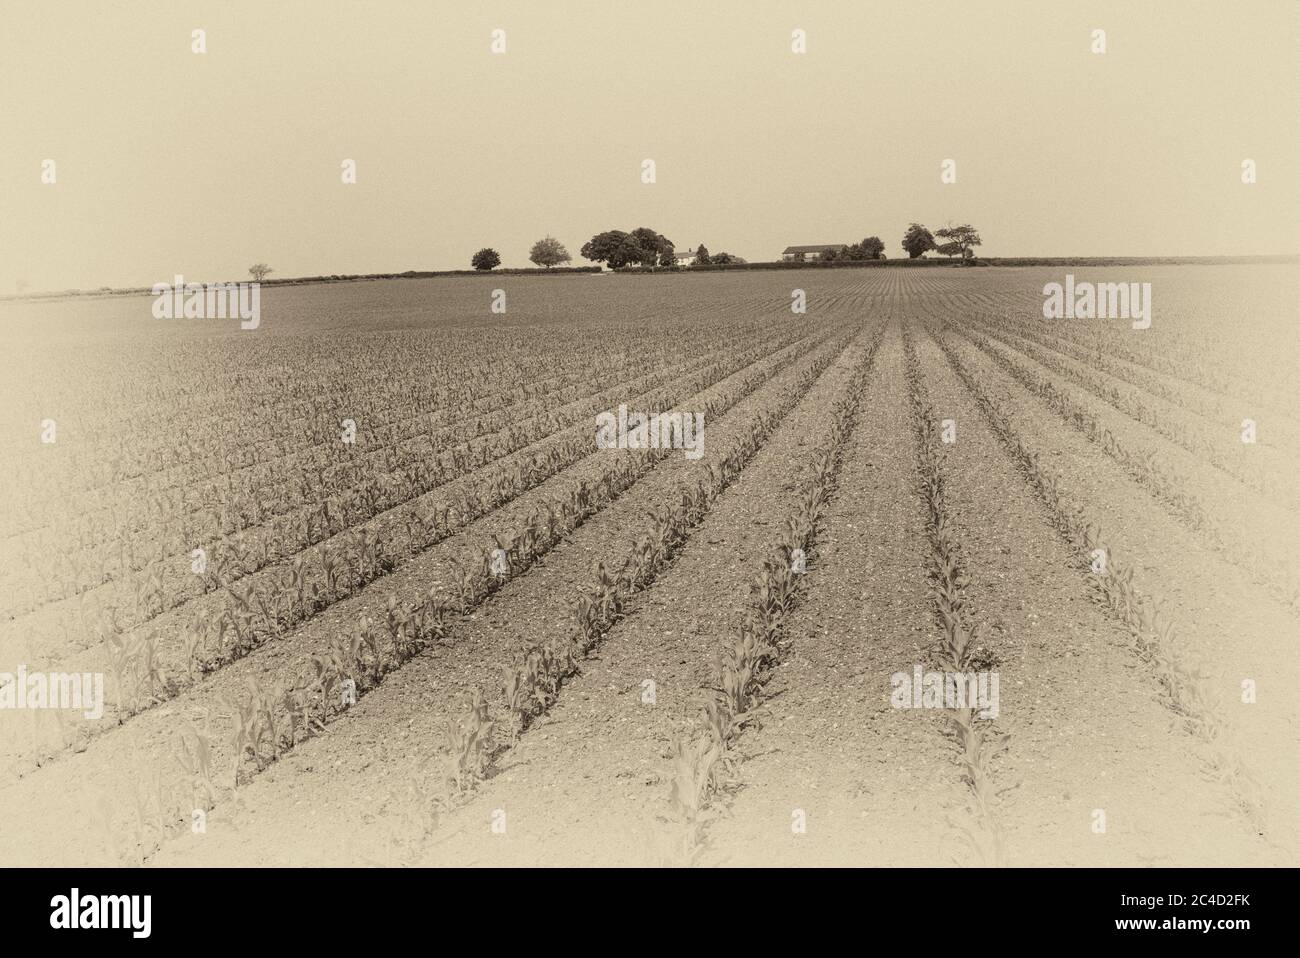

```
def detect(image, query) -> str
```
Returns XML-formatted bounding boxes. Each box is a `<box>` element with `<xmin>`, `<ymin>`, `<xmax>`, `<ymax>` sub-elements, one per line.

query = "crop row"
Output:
<box><xmin>3</xmin><ymin>300</ymin><xmax>779</xmax><ymax>516</ymax></box>
<box><xmin>2</xmin><ymin>338</ymin><xmax>518</xmax><ymax>528</ymax></box>
<box><xmin>901</xmin><ymin>325</ymin><xmax>1009</xmax><ymax>866</ymax></box>
<box><xmin>953</xmin><ymin>326</ymin><xmax>1300</xmax><ymax>614</ymax></box>
<box><xmin>932</xmin><ymin>325</ymin><xmax>1267</xmax><ymax>833</ymax></box>
<box><xmin>1018</xmin><ymin>309</ymin><xmax>1298</xmax><ymax>423</ymax></box>
<box><xmin>956</xmin><ymin>317</ymin><xmax>1299</xmax><ymax>511</ymax></box>
<box><xmin>1</xmin><ymin>326</ymin><xmax>692</xmax><ymax>554</ymax></box>
<box><xmin>1</xmin><ymin>335</ymin><xmax>751</xmax><ymax>620</ymax></box>
<box><xmin>0</xmin><ymin>330</ymin><xmax>810</xmax><ymax>684</ymax></box>
<box><xmin>2</xmin><ymin>347</ymin><xmax>607</xmax><ymax>553</ymax></box>
<box><xmin>1</xmin><ymin>331</ymin><xmax>727</xmax><ymax>579</ymax></box>
<box><xmin>0</xmin><ymin>323</ymin><xmax>611</xmax><ymax>493</ymax></box>
<box><xmin>666</xmin><ymin>327</ymin><xmax>884</xmax><ymax>857</ymax></box>
<box><xmin>98</xmin><ymin>334</ymin><xmax>852</xmax><ymax>862</ymax></box>
<box><xmin>11</xmin><ymin>329</ymin><xmax>844</xmax><ymax>778</ymax></box>
<box><xmin>978</xmin><ymin>314</ymin><xmax>1266</xmax><ymax>439</ymax></box>
<box><xmin>440</xmin><ymin>335</ymin><xmax>857</xmax><ymax>800</ymax></box>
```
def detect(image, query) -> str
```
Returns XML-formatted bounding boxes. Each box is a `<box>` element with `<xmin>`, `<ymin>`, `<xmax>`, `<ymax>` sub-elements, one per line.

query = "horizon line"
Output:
<box><xmin>5</xmin><ymin>253</ymin><xmax>1299</xmax><ymax>303</ymax></box>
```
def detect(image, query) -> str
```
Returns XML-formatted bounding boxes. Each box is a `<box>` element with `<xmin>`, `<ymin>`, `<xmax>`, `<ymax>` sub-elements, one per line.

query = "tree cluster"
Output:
<box><xmin>458</xmin><ymin>220</ymin><xmax>981</xmax><ymax>272</ymax></box>
<box><xmin>816</xmin><ymin>237</ymin><xmax>887</xmax><ymax>263</ymax></box>
<box><xmin>692</xmin><ymin>245</ymin><xmax>745</xmax><ymax>266</ymax></box>
<box><xmin>580</xmin><ymin>227</ymin><xmax>676</xmax><ymax>268</ymax></box>
<box><xmin>901</xmin><ymin>223</ymin><xmax>982</xmax><ymax>262</ymax></box>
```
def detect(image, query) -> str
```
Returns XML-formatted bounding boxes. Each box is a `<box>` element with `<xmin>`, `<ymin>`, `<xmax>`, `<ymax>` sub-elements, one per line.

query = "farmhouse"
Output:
<box><xmin>782</xmin><ymin>244</ymin><xmax>843</xmax><ymax>261</ymax></box>
<box><xmin>674</xmin><ymin>246</ymin><xmax>700</xmax><ymax>266</ymax></box>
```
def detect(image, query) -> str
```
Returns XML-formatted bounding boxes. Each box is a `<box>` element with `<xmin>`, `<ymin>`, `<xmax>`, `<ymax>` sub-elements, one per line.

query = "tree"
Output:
<box><xmin>858</xmin><ymin>236</ymin><xmax>886</xmax><ymax>259</ymax></box>
<box><xmin>840</xmin><ymin>240</ymin><xmax>883</xmax><ymax>261</ymax></box>
<box><xmin>711</xmin><ymin>252</ymin><xmax>746</xmax><ymax>265</ymax></box>
<box><xmin>528</xmin><ymin>236</ymin><xmax>571</xmax><ymax>268</ymax></box>
<box><xmin>471</xmin><ymin>248</ymin><xmax>501</xmax><ymax>271</ymax></box>
<box><xmin>901</xmin><ymin>224</ymin><xmax>937</xmax><ymax>259</ymax></box>
<box><xmin>694</xmin><ymin>244</ymin><xmax>711</xmax><ymax>266</ymax></box>
<box><xmin>934</xmin><ymin>224</ymin><xmax>982</xmax><ymax>262</ymax></box>
<box><xmin>249</xmin><ymin>263</ymin><xmax>273</xmax><ymax>282</ymax></box>
<box><xmin>629</xmin><ymin>227</ymin><xmax>673</xmax><ymax>266</ymax></box>
<box><xmin>581</xmin><ymin>230</ymin><xmax>645</xmax><ymax>269</ymax></box>
<box><xmin>819</xmin><ymin>246</ymin><xmax>843</xmax><ymax>263</ymax></box>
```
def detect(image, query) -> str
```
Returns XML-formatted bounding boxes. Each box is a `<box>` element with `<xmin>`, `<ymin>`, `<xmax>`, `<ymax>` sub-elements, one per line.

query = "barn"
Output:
<box><xmin>781</xmin><ymin>244</ymin><xmax>843</xmax><ymax>261</ymax></box>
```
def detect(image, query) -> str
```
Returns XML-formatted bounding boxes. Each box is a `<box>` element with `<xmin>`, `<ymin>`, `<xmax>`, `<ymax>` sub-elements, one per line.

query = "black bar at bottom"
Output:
<box><xmin>0</xmin><ymin>866</ymin><xmax>1284</xmax><ymax>944</ymax></box>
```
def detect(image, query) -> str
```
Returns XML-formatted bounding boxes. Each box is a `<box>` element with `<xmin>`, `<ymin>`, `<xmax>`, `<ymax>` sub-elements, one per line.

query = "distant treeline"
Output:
<box><xmin>282</xmin><ymin>267</ymin><xmax>605</xmax><ymax>281</ymax></box>
<box><xmin>613</xmin><ymin>254</ymin><xmax>1300</xmax><ymax>273</ymax></box>
<box><xmin>262</xmin><ymin>266</ymin><xmax>603</xmax><ymax>283</ymax></box>
<box><xmin>7</xmin><ymin>257</ymin><xmax>1297</xmax><ymax>303</ymax></box>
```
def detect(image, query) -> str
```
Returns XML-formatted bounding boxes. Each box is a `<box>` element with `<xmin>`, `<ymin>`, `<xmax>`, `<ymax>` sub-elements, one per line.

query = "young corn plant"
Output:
<box><xmin>667</xmin><ymin>720</ymin><xmax>725</xmax><ymax>861</ymax></box>
<box><xmin>444</xmin><ymin>688</ymin><xmax>494</xmax><ymax>793</ymax></box>
<box><xmin>903</xmin><ymin>325</ymin><xmax>1010</xmax><ymax>867</ymax></box>
<box><xmin>175</xmin><ymin>717</ymin><xmax>219</xmax><ymax>808</ymax></box>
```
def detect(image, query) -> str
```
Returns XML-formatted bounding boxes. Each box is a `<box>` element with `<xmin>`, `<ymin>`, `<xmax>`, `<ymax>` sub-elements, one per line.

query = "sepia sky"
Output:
<box><xmin>1</xmin><ymin>0</ymin><xmax>1297</xmax><ymax>291</ymax></box>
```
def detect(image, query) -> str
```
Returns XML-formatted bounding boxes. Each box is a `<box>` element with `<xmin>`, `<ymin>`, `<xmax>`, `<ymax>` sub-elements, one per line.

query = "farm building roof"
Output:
<box><xmin>782</xmin><ymin>244</ymin><xmax>844</xmax><ymax>254</ymax></box>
